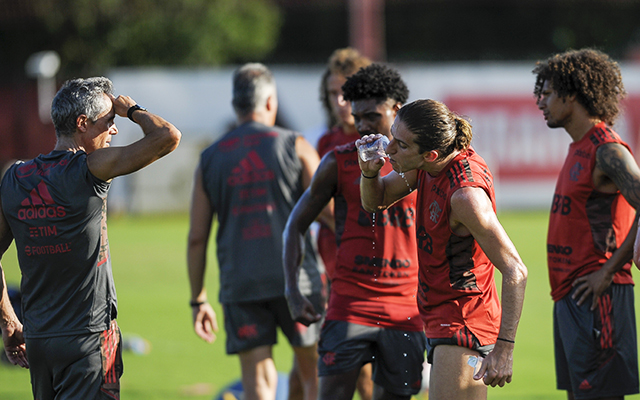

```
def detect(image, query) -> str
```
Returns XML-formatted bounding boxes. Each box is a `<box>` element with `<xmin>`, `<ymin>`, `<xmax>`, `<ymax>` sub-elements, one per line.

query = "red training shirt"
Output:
<box><xmin>415</xmin><ymin>147</ymin><xmax>501</xmax><ymax>345</ymax></box>
<box><xmin>316</xmin><ymin>126</ymin><xmax>359</xmax><ymax>279</ymax></box>
<box><xmin>327</xmin><ymin>142</ymin><xmax>422</xmax><ymax>331</ymax></box>
<box><xmin>547</xmin><ymin>122</ymin><xmax>634</xmax><ymax>302</ymax></box>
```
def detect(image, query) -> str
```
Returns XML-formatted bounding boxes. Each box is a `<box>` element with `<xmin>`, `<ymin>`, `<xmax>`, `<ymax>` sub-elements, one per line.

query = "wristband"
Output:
<box><xmin>496</xmin><ymin>337</ymin><xmax>515</xmax><ymax>344</ymax></box>
<box><xmin>127</xmin><ymin>104</ymin><xmax>147</xmax><ymax>122</ymax></box>
<box><xmin>361</xmin><ymin>172</ymin><xmax>378</xmax><ymax>179</ymax></box>
<box><xmin>189</xmin><ymin>300</ymin><xmax>206</xmax><ymax>307</ymax></box>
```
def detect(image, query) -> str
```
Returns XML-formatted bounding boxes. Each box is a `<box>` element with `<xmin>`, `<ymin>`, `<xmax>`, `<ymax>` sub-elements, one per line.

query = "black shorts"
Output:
<box><xmin>223</xmin><ymin>294</ymin><xmax>323</xmax><ymax>355</ymax></box>
<box><xmin>425</xmin><ymin>326</ymin><xmax>494</xmax><ymax>364</ymax></box>
<box><xmin>26</xmin><ymin>320</ymin><xmax>123</xmax><ymax>400</ymax></box>
<box><xmin>554</xmin><ymin>284</ymin><xmax>639</xmax><ymax>399</ymax></box>
<box><xmin>317</xmin><ymin>319</ymin><xmax>426</xmax><ymax>396</ymax></box>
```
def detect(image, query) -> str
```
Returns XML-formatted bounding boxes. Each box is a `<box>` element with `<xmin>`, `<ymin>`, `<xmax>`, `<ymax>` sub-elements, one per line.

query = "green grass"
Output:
<box><xmin>1</xmin><ymin>210</ymin><xmax>639</xmax><ymax>399</ymax></box>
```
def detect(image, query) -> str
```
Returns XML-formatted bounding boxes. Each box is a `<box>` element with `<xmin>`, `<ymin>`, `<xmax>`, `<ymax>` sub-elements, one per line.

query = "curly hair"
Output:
<box><xmin>320</xmin><ymin>48</ymin><xmax>371</xmax><ymax>127</ymax></box>
<box><xmin>342</xmin><ymin>63</ymin><xmax>409</xmax><ymax>105</ymax></box>
<box><xmin>532</xmin><ymin>48</ymin><xmax>626</xmax><ymax>125</ymax></box>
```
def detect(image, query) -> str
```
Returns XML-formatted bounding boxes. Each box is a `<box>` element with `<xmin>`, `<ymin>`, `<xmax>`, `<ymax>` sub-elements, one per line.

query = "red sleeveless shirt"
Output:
<box><xmin>327</xmin><ymin>142</ymin><xmax>422</xmax><ymax>331</ymax></box>
<box><xmin>415</xmin><ymin>147</ymin><xmax>501</xmax><ymax>345</ymax></box>
<box><xmin>316</xmin><ymin>126</ymin><xmax>358</xmax><ymax>279</ymax></box>
<box><xmin>547</xmin><ymin>122</ymin><xmax>634</xmax><ymax>301</ymax></box>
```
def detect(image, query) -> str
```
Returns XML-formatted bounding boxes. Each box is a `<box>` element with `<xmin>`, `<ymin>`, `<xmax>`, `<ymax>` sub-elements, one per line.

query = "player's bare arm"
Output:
<box><xmin>634</xmin><ymin>219</ymin><xmax>640</xmax><ymax>266</ymax></box>
<box><xmin>449</xmin><ymin>187</ymin><xmax>528</xmax><ymax>388</ymax></box>
<box><xmin>573</xmin><ymin>142</ymin><xmax>640</xmax><ymax>309</ymax></box>
<box><xmin>0</xmin><ymin>204</ymin><xmax>28</xmax><ymax>369</ymax></box>
<box><xmin>87</xmin><ymin>94</ymin><xmax>182</xmax><ymax>181</ymax></box>
<box><xmin>0</xmin><ymin>204</ymin><xmax>14</xmax><ymax>260</ymax></box>
<box><xmin>283</xmin><ymin>153</ymin><xmax>338</xmax><ymax>326</ymax></box>
<box><xmin>296</xmin><ymin>135</ymin><xmax>335</xmax><ymax>228</ymax></box>
<box><xmin>356</xmin><ymin>134</ymin><xmax>417</xmax><ymax>212</ymax></box>
<box><xmin>187</xmin><ymin>166</ymin><xmax>218</xmax><ymax>343</ymax></box>
<box><xmin>594</xmin><ymin>143</ymin><xmax>640</xmax><ymax>207</ymax></box>
<box><xmin>295</xmin><ymin>136</ymin><xmax>321</xmax><ymax>190</ymax></box>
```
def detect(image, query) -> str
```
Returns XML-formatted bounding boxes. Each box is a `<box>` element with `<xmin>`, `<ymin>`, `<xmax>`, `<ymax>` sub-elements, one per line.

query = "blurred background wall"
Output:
<box><xmin>3</xmin><ymin>0</ymin><xmax>640</xmax><ymax>212</ymax></box>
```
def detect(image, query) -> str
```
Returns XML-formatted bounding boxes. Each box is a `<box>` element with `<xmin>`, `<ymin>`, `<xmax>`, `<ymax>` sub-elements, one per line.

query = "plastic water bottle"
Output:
<box><xmin>358</xmin><ymin>136</ymin><xmax>389</xmax><ymax>161</ymax></box>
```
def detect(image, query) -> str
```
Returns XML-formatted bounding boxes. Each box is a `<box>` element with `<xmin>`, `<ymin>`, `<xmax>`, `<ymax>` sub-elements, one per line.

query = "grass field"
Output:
<box><xmin>1</xmin><ymin>210</ymin><xmax>640</xmax><ymax>399</ymax></box>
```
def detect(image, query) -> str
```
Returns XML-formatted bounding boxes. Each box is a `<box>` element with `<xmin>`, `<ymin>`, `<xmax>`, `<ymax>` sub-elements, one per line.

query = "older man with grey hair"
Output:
<box><xmin>0</xmin><ymin>76</ymin><xmax>181</xmax><ymax>399</ymax></box>
<box><xmin>187</xmin><ymin>63</ymin><xmax>324</xmax><ymax>400</ymax></box>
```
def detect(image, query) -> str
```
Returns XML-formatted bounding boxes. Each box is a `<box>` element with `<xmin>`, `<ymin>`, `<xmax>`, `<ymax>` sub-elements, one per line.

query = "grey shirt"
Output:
<box><xmin>1</xmin><ymin>150</ymin><xmax>115</xmax><ymax>338</ymax></box>
<box><xmin>200</xmin><ymin>121</ymin><xmax>322</xmax><ymax>303</ymax></box>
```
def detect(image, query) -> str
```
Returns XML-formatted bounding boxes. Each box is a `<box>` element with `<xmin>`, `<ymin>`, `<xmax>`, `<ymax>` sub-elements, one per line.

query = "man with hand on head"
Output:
<box><xmin>0</xmin><ymin>76</ymin><xmax>181</xmax><ymax>399</ymax></box>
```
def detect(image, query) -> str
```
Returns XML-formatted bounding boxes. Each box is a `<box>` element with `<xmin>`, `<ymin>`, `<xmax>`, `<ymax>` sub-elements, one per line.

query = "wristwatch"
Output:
<box><xmin>127</xmin><ymin>104</ymin><xmax>147</xmax><ymax>122</ymax></box>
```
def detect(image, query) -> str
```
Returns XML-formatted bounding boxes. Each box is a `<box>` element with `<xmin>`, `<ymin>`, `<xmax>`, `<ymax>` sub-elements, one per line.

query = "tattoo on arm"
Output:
<box><xmin>597</xmin><ymin>143</ymin><xmax>640</xmax><ymax>209</ymax></box>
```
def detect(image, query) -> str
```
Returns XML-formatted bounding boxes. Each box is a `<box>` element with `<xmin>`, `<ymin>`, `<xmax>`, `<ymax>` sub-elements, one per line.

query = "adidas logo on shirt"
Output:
<box><xmin>227</xmin><ymin>151</ymin><xmax>275</xmax><ymax>186</ymax></box>
<box><xmin>18</xmin><ymin>181</ymin><xmax>66</xmax><ymax>220</ymax></box>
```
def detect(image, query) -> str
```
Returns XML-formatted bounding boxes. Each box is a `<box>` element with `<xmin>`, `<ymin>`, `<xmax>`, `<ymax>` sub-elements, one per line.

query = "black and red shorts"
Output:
<box><xmin>27</xmin><ymin>320</ymin><xmax>123</xmax><ymax>400</ymax></box>
<box><xmin>554</xmin><ymin>284</ymin><xmax>639</xmax><ymax>399</ymax></box>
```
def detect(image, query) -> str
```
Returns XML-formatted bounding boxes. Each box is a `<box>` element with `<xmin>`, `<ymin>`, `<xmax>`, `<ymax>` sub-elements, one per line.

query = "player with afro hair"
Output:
<box><xmin>533</xmin><ymin>48</ymin><xmax>626</xmax><ymax>125</ymax></box>
<box><xmin>535</xmin><ymin>48</ymin><xmax>640</xmax><ymax>399</ymax></box>
<box><xmin>342</xmin><ymin>63</ymin><xmax>409</xmax><ymax>105</ymax></box>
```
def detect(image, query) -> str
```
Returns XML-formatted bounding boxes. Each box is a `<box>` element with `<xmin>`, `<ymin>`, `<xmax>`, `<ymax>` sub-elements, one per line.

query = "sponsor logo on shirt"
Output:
<box><xmin>430</xmin><ymin>185</ymin><xmax>446</xmax><ymax>200</ymax></box>
<box><xmin>357</xmin><ymin>206</ymin><xmax>415</xmax><ymax>228</ymax></box>
<box><xmin>18</xmin><ymin>181</ymin><xmax>66</xmax><ymax>220</ymax></box>
<box><xmin>16</xmin><ymin>159</ymin><xmax>69</xmax><ymax>178</ymax></box>
<box><xmin>28</xmin><ymin>226</ymin><xmax>58</xmax><ymax>237</ymax></box>
<box><xmin>574</xmin><ymin>149</ymin><xmax>590</xmax><ymax>159</ymax></box>
<box><xmin>547</xmin><ymin>244</ymin><xmax>572</xmax><ymax>255</ymax></box>
<box><xmin>25</xmin><ymin>243</ymin><xmax>71</xmax><ymax>256</ymax></box>
<box><xmin>354</xmin><ymin>255</ymin><xmax>411</xmax><ymax>269</ymax></box>
<box><xmin>227</xmin><ymin>151</ymin><xmax>275</xmax><ymax>186</ymax></box>
<box><xmin>241</xmin><ymin>219</ymin><xmax>272</xmax><ymax>240</ymax></box>
<box><xmin>218</xmin><ymin>132</ymin><xmax>278</xmax><ymax>152</ymax></box>
<box><xmin>345</xmin><ymin>159</ymin><xmax>359</xmax><ymax>169</ymax></box>
<box><xmin>239</xmin><ymin>187</ymin><xmax>267</xmax><ymax>200</ymax></box>
<box><xmin>547</xmin><ymin>243</ymin><xmax>572</xmax><ymax>265</ymax></box>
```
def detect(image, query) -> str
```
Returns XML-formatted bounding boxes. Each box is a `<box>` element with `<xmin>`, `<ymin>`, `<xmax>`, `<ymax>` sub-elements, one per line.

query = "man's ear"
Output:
<box><xmin>563</xmin><ymin>93</ymin><xmax>577</xmax><ymax>104</ymax></box>
<box><xmin>424</xmin><ymin>150</ymin><xmax>439</xmax><ymax>162</ymax></box>
<box><xmin>391</xmin><ymin>101</ymin><xmax>402</xmax><ymax>117</ymax></box>
<box><xmin>76</xmin><ymin>115</ymin><xmax>89</xmax><ymax>133</ymax></box>
<box><xmin>265</xmin><ymin>95</ymin><xmax>277</xmax><ymax>112</ymax></box>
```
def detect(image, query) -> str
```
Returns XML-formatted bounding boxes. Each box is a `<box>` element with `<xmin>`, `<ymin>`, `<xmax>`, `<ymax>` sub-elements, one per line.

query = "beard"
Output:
<box><xmin>544</xmin><ymin>114</ymin><xmax>568</xmax><ymax>129</ymax></box>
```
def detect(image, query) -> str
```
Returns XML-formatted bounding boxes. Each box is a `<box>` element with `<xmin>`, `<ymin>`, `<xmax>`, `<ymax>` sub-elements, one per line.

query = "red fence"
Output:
<box><xmin>0</xmin><ymin>82</ymin><xmax>57</xmax><ymax>173</ymax></box>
